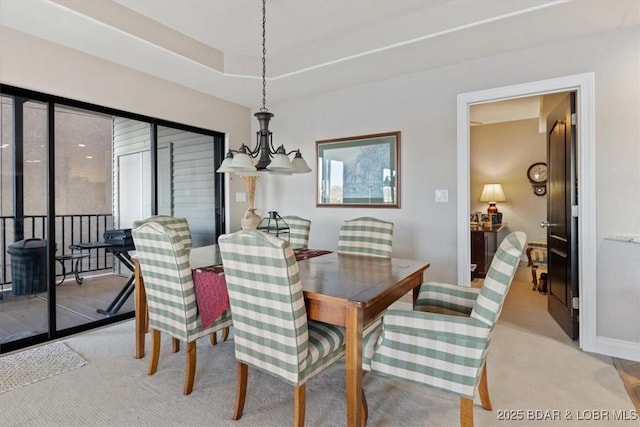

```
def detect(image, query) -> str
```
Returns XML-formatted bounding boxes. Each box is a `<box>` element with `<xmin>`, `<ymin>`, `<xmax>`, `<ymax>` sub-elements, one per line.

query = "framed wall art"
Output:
<box><xmin>316</xmin><ymin>131</ymin><xmax>400</xmax><ymax>207</ymax></box>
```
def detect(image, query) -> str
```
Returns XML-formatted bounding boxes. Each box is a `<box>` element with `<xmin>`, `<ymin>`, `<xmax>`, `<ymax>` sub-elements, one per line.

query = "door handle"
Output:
<box><xmin>540</xmin><ymin>221</ymin><xmax>552</xmax><ymax>228</ymax></box>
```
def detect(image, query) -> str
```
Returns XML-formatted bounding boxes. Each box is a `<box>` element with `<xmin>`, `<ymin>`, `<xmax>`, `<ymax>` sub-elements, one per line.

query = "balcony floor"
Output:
<box><xmin>0</xmin><ymin>273</ymin><xmax>133</xmax><ymax>342</ymax></box>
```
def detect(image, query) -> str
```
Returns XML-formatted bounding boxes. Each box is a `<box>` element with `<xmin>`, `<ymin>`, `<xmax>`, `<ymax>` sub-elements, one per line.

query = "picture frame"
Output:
<box><xmin>316</xmin><ymin>131</ymin><xmax>400</xmax><ymax>207</ymax></box>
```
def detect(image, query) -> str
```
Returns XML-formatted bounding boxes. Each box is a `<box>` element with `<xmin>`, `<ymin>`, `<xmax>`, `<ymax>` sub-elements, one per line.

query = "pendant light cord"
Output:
<box><xmin>260</xmin><ymin>0</ymin><xmax>268</xmax><ymax>113</ymax></box>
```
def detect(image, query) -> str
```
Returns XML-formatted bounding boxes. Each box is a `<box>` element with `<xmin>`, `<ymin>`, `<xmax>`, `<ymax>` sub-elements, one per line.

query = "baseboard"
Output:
<box><xmin>595</xmin><ymin>336</ymin><xmax>640</xmax><ymax>362</ymax></box>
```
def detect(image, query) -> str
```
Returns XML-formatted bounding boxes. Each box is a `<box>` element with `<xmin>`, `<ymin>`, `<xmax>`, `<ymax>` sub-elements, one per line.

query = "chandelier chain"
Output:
<box><xmin>260</xmin><ymin>0</ymin><xmax>268</xmax><ymax>112</ymax></box>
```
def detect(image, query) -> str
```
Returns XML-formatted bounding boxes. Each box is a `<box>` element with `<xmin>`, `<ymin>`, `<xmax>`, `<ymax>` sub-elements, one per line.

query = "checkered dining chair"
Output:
<box><xmin>131</xmin><ymin>220</ymin><xmax>233</xmax><ymax>395</ymax></box>
<box><xmin>281</xmin><ymin>215</ymin><xmax>311</xmax><ymax>249</ymax></box>
<box><xmin>363</xmin><ymin>231</ymin><xmax>527</xmax><ymax>427</ymax></box>
<box><xmin>337</xmin><ymin>217</ymin><xmax>394</xmax><ymax>258</ymax></box>
<box><xmin>132</xmin><ymin>215</ymin><xmax>193</xmax><ymax>254</ymax></box>
<box><xmin>218</xmin><ymin>230</ymin><xmax>346</xmax><ymax>426</ymax></box>
<box><xmin>132</xmin><ymin>215</ymin><xmax>230</xmax><ymax>347</ymax></box>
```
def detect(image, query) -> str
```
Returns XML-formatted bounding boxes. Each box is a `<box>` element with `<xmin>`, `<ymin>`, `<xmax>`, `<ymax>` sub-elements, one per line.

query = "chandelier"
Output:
<box><xmin>216</xmin><ymin>0</ymin><xmax>311</xmax><ymax>175</ymax></box>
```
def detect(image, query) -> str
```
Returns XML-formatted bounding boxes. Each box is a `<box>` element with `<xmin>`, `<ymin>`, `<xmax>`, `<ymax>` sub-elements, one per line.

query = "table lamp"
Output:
<box><xmin>480</xmin><ymin>183</ymin><xmax>506</xmax><ymax>214</ymax></box>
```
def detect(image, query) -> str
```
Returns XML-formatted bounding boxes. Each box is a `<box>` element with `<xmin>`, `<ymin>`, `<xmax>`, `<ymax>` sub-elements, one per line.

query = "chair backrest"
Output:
<box><xmin>471</xmin><ymin>231</ymin><xmax>527</xmax><ymax>327</ymax></box>
<box><xmin>131</xmin><ymin>221</ymin><xmax>197</xmax><ymax>341</ymax></box>
<box><xmin>281</xmin><ymin>215</ymin><xmax>311</xmax><ymax>249</ymax></box>
<box><xmin>218</xmin><ymin>230</ymin><xmax>310</xmax><ymax>385</ymax></box>
<box><xmin>337</xmin><ymin>217</ymin><xmax>394</xmax><ymax>258</ymax></box>
<box><xmin>132</xmin><ymin>215</ymin><xmax>192</xmax><ymax>253</ymax></box>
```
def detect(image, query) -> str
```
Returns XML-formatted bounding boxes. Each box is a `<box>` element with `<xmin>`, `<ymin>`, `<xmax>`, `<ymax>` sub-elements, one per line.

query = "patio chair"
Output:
<box><xmin>363</xmin><ymin>231</ymin><xmax>527</xmax><ymax>427</ymax></box>
<box><xmin>281</xmin><ymin>215</ymin><xmax>311</xmax><ymax>249</ymax></box>
<box><xmin>131</xmin><ymin>220</ymin><xmax>233</xmax><ymax>395</ymax></box>
<box><xmin>337</xmin><ymin>217</ymin><xmax>394</xmax><ymax>258</ymax></box>
<box><xmin>218</xmin><ymin>230</ymin><xmax>346</xmax><ymax>426</ymax></box>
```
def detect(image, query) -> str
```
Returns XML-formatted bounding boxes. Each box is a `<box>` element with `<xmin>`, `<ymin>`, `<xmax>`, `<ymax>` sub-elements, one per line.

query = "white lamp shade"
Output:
<box><xmin>291</xmin><ymin>156</ymin><xmax>312</xmax><ymax>173</ymax></box>
<box><xmin>480</xmin><ymin>184</ymin><xmax>507</xmax><ymax>202</ymax></box>
<box><xmin>216</xmin><ymin>156</ymin><xmax>236</xmax><ymax>173</ymax></box>
<box><xmin>228</xmin><ymin>152</ymin><xmax>257</xmax><ymax>172</ymax></box>
<box><xmin>267</xmin><ymin>153</ymin><xmax>293</xmax><ymax>171</ymax></box>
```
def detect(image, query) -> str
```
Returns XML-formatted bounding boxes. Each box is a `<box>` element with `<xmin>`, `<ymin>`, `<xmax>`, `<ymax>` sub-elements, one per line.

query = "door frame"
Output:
<box><xmin>456</xmin><ymin>72</ymin><xmax>596</xmax><ymax>352</ymax></box>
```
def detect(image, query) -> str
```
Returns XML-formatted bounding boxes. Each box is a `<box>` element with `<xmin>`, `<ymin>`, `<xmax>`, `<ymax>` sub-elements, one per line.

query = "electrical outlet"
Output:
<box><xmin>435</xmin><ymin>189</ymin><xmax>448</xmax><ymax>203</ymax></box>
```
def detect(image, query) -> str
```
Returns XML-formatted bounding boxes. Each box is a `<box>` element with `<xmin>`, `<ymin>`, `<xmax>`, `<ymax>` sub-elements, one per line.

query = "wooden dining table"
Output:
<box><xmin>133</xmin><ymin>244</ymin><xmax>429</xmax><ymax>427</ymax></box>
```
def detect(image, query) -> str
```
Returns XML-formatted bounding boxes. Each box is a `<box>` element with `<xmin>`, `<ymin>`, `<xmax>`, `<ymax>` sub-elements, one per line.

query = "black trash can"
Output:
<box><xmin>7</xmin><ymin>238</ymin><xmax>48</xmax><ymax>295</ymax></box>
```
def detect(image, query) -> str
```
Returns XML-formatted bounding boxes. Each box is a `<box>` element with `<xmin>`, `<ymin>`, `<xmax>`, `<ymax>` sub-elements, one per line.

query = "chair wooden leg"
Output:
<box><xmin>183</xmin><ymin>341</ymin><xmax>196</xmax><ymax>395</ymax></box>
<box><xmin>460</xmin><ymin>397</ymin><xmax>474</xmax><ymax>427</ymax></box>
<box><xmin>147</xmin><ymin>329</ymin><xmax>160</xmax><ymax>375</ymax></box>
<box><xmin>478</xmin><ymin>364</ymin><xmax>492</xmax><ymax>410</ymax></box>
<box><xmin>294</xmin><ymin>383</ymin><xmax>306</xmax><ymax>427</ymax></box>
<box><xmin>361</xmin><ymin>389</ymin><xmax>368</xmax><ymax>427</ymax></box>
<box><xmin>221</xmin><ymin>326</ymin><xmax>230</xmax><ymax>341</ymax></box>
<box><xmin>172</xmin><ymin>337</ymin><xmax>180</xmax><ymax>353</ymax></box>
<box><xmin>209</xmin><ymin>332</ymin><xmax>218</xmax><ymax>346</ymax></box>
<box><xmin>233</xmin><ymin>362</ymin><xmax>248</xmax><ymax>420</ymax></box>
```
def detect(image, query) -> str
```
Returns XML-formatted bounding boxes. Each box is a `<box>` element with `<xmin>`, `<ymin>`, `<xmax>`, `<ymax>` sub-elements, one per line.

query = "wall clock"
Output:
<box><xmin>527</xmin><ymin>162</ymin><xmax>547</xmax><ymax>196</ymax></box>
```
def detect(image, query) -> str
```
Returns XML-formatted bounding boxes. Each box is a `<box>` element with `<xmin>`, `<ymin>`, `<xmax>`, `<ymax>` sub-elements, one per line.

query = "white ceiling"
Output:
<box><xmin>1</xmin><ymin>0</ymin><xmax>639</xmax><ymax>114</ymax></box>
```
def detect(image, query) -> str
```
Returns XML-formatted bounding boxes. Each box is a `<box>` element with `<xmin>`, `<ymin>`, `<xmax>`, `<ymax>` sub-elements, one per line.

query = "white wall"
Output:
<box><xmin>257</xmin><ymin>26</ymin><xmax>640</xmax><ymax>356</ymax></box>
<box><xmin>0</xmin><ymin>26</ymin><xmax>252</xmax><ymax>232</ymax></box>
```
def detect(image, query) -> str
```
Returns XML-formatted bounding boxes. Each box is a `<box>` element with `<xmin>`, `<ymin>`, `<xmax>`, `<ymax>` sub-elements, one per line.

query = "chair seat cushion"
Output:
<box><xmin>300</xmin><ymin>321</ymin><xmax>346</xmax><ymax>383</ymax></box>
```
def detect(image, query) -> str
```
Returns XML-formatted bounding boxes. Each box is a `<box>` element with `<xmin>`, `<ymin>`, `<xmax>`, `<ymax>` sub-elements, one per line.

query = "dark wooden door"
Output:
<box><xmin>545</xmin><ymin>92</ymin><xmax>579</xmax><ymax>340</ymax></box>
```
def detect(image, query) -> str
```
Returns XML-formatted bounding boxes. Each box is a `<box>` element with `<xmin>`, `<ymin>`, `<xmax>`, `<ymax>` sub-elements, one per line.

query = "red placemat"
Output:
<box><xmin>294</xmin><ymin>248</ymin><xmax>332</xmax><ymax>260</ymax></box>
<box><xmin>192</xmin><ymin>250</ymin><xmax>331</xmax><ymax>328</ymax></box>
<box><xmin>192</xmin><ymin>267</ymin><xmax>229</xmax><ymax>329</ymax></box>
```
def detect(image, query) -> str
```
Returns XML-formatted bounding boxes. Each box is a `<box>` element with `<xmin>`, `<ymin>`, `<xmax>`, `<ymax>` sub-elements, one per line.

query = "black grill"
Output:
<box><xmin>103</xmin><ymin>228</ymin><xmax>135</xmax><ymax>250</ymax></box>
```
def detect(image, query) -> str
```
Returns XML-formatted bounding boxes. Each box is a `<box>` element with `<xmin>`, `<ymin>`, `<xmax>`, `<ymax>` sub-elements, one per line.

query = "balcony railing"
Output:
<box><xmin>0</xmin><ymin>214</ymin><xmax>116</xmax><ymax>289</ymax></box>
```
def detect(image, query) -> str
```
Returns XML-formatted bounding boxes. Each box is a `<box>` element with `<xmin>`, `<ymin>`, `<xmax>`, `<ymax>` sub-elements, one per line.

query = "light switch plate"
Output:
<box><xmin>236</xmin><ymin>192</ymin><xmax>246</xmax><ymax>202</ymax></box>
<box><xmin>435</xmin><ymin>189</ymin><xmax>448</xmax><ymax>203</ymax></box>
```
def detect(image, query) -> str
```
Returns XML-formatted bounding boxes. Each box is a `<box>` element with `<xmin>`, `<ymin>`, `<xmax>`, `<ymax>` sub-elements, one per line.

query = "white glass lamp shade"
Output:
<box><xmin>267</xmin><ymin>153</ymin><xmax>293</xmax><ymax>172</ymax></box>
<box><xmin>216</xmin><ymin>154</ymin><xmax>236</xmax><ymax>173</ymax></box>
<box><xmin>291</xmin><ymin>151</ymin><xmax>312</xmax><ymax>174</ymax></box>
<box><xmin>228</xmin><ymin>151</ymin><xmax>257</xmax><ymax>173</ymax></box>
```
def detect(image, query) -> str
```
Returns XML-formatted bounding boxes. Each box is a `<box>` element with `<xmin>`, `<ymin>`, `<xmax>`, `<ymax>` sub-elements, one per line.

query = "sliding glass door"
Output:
<box><xmin>0</xmin><ymin>84</ymin><xmax>226</xmax><ymax>353</ymax></box>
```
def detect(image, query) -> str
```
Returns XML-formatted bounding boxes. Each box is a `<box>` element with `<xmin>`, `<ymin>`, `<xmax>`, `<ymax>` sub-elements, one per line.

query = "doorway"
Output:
<box><xmin>456</xmin><ymin>73</ymin><xmax>597</xmax><ymax>352</ymax></box>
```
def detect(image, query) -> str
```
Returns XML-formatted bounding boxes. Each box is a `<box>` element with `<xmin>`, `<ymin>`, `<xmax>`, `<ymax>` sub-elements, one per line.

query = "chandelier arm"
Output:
<box><xmin>268</xmin><ymin>134</ymin><xmax>280</xmax><ymax>155</ymax></box>
<box><xmin>240</xmin><ymin>143</ymin><xmax>259</xmax><ymax>158</ymax></box>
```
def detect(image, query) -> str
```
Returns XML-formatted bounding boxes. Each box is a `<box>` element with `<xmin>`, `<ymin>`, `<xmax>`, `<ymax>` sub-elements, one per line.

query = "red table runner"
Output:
<box><xmin>193</xmin><ymin>248</ymin><xmax>332</xmax><ymax>328</ymax></box>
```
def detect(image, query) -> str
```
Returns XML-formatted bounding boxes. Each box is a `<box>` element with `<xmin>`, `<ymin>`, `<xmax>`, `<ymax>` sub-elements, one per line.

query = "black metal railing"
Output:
<box><xmin>0</xmin><ymin>214</ymin><xmax>115</xmax><ymax>288</ymax></box>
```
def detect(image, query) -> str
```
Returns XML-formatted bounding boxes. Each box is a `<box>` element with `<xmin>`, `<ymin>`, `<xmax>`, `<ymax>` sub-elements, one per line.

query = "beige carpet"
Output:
<box><xmin>0</xmin><ymin>269</ymin><xmax>637</xmax><ymax>426</ymax></box>
<box><xmin>0</xmin><ymin>341</ymin><xmax>86</xmax><ymax>393</ymax></box>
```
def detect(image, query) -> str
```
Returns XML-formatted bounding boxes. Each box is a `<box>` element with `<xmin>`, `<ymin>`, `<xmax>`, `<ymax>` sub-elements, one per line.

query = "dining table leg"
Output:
<box><xmin>134</xmin><ymin>260</ymin><xmax>147</xmax><ymax>359</ymax></box>
<box><xmin>345</xmin><ymin>303</ymin><xmax>364</xmax><ymax>427</ymax></box>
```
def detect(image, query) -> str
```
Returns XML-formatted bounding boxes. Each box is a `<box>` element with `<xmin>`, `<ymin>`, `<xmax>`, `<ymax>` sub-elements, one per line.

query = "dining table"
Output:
<box><xmin>133</xmin><ymin>244</ymin><xmax>429</xmax><ymax>427</ymax></box>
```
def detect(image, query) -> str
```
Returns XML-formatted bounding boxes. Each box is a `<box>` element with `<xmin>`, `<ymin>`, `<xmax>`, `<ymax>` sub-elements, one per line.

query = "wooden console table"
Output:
<box><xmin>471</xmin><ymin>225</ymin><xmax>505</xmax><ymax>278</ymax></box>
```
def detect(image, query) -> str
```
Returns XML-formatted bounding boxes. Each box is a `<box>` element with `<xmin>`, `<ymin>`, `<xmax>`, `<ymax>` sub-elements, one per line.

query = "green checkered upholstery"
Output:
<box><xmin>337</xmin><ymin>217</ymin><xmax>394</xmax><ymax>258</ymax></box>
<box><xmin>218</xmin><ymin>230</ymin><xmax>345</xmax><ymax>387</ymax></box>
<box><xmin>131</xmin><ymin>221</ymin><xmax>232</xmax><ymax>342</ymax></box>
<box><xmin>281</xmin><ymin>215</ymin><xmax>311</xmax><ymax>249</ymax></box>
<box><xmin>414</xmin><ymin>281</ymin><xmax>480</xmax><ymax>315</ymax></box>
<box><xmin>133</xmin><ymin>215</ymin><xmax>193</xmax><ymax>254</ymax></box>
<box><xmin>362</xmin><ymin>232</ymin><xmax>526</xmax><ymax>426</ymax></box>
